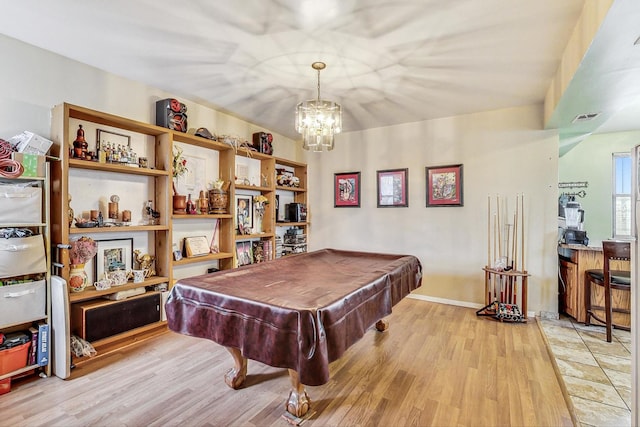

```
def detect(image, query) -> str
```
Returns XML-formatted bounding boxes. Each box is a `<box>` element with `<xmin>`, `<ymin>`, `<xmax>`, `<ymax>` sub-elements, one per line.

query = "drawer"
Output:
<box><xmin>0</xmin><ymin>280</ymin><xmax>46</xmax><ymax>328</ymax></box>
<box><xmin>0</xmin><ymin>183</ymin><xmax>42</xmax><ymax>224</ymax></box>
<box><xmin>0</xmin><ymin>235</ymin><xmax>47</xmax><ymax>279</ymax></box>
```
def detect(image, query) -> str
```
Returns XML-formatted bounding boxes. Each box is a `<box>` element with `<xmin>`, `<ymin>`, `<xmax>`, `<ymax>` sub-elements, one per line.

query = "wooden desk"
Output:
<box><xmin>558</xmin><ymin>243</ymin><xmax>630</xmax><ymax>326</ymax></box>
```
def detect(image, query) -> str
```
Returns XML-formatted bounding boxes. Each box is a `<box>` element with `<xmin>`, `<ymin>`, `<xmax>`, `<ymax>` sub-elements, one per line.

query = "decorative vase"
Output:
<box><xmin>69</xmin><ymin>263</ymin><xmax>88</xmax><ymax>292</ymax></box>
<box><xmin>173</xmin><ymin>194</ymin><xmax>187</xmax><ymax>214</ymax></box>
<box><xmin>254</xmin><ymin>214</ymin><xmax>263</xmax><ymax>234</ymax></box>
<box><xmin>208</xmin><ymin>189</ymin><xmax>228</xmax><ymax>214</ymax></box>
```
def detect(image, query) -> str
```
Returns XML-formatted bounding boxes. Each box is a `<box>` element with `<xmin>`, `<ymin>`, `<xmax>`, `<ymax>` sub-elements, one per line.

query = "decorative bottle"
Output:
<box><xmin>186</xmin><ymin>193</ymin><xmax>197</xmax><ymax>214</ymax></box>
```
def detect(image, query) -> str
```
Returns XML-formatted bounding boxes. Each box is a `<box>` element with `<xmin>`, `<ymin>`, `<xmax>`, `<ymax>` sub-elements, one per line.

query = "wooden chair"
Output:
<box><xmin>584</xmin><ymin>240</ymin><xmax>631</xmax><ymax>342</ymax></box>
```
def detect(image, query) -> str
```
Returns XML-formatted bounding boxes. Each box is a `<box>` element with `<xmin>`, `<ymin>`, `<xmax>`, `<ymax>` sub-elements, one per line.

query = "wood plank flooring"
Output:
<box><xmin>0</xmin><ymin>299</ymin><xmax>572</xmax><ymax>426</ymax></box>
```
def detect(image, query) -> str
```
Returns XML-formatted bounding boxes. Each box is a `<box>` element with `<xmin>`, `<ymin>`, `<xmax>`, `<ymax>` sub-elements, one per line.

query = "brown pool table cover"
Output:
<box><xmin>165</xmin><ymin>248</ymin><xmax>422</xmax><ymax>386</ymax></box>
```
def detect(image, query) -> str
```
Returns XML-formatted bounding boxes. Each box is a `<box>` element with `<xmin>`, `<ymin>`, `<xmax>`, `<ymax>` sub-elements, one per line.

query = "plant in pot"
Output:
<box><xmin>172</xmin><ymin>146</ymin><xmax>188</xmax><ymax>214</ymax></box>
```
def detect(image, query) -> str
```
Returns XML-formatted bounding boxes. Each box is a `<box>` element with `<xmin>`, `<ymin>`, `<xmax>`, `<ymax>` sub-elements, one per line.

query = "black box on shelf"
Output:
<box><xmin>251</xmin><ymin>132</ymin><xmax>273</xmax><ymax>155</ymax></box>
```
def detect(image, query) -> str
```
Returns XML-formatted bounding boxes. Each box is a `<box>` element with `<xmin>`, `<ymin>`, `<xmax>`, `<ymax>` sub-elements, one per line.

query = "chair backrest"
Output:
<box><xmin>602</xmin><ymin>240</ymin><xmax>631</xmax><ymax>281</ymax></box>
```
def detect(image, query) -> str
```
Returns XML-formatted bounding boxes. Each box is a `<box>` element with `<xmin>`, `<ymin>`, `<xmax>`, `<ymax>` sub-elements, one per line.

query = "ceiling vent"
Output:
<box><xmin>571</xmin><ymin>112</ymin><xmax>600</xmax><ymax>123</ymax></box>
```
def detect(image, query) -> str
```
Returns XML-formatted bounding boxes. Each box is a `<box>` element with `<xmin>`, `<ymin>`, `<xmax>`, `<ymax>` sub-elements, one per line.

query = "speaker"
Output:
<box><xmin>71</xmin><ymin>293</ymin><xmax>161</xmax><ymax>342</ymax></box>
<box><xmin>155</xmin><ymin>98</ymin><xmax>188</xmax><ymax>132</ymax></box>
<box><xmin>251</xmin><ymin>132</ymin><xmax>273</xmax><ymax>155</ymax></box>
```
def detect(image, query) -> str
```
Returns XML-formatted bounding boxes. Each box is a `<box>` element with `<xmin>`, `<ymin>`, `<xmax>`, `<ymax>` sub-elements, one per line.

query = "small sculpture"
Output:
<box><xmin>72</xmin><ymin>125</ymin><xmax>88</xmax><ymax>159</ymax></box>
<box><xmin>134</xmin><ymin>249</ymin><xmax>156</xmax><ymax>278</ymax></box>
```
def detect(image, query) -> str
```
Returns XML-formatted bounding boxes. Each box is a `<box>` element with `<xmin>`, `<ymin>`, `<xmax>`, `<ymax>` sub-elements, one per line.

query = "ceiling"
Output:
<box><xmin>1</xmin><ymin>0</ymin><xmax>636</xmax><ymax>142</ymax></box>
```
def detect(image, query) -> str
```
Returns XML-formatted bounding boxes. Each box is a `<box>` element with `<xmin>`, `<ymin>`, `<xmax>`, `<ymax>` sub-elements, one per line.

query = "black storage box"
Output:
<box><xmin>71</xmin><ymin>293</ymin><xmax>161</xmax><ymax>342</ymax></box>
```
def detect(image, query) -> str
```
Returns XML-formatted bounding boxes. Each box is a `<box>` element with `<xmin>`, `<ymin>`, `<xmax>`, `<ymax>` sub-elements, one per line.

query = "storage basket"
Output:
<box><xmin>0</xmin><ymin>183</ymin><xmax>42</xmax><ymax>224</ymax></box>
<box><xmin>0</xmin><ymin>235</ymin><xmax>46</xmax><ymax>279</ymax></box>
<box><xmin>0</xmin><ymin>342</ymin><xmax>30</xmax><ymax>376</ymax></box>
<box><xmin>0</xmin><ymin>280</ymin><xmax>46</xmax><ymax>327</ymax></box>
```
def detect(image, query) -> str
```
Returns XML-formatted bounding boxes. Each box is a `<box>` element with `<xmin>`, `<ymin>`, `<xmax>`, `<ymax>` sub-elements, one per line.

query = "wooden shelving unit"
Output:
<box><xmin>49</xmin><ymin>103</ymin><xmax>308</xmax><ymax>375</ymax></box>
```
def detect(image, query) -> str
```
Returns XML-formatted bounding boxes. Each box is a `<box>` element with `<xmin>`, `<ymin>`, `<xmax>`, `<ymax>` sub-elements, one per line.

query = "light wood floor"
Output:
<box><xmin>0</xmin><ymin>299</ymin><xmax>572</xmax><ymax>426</ymax></box>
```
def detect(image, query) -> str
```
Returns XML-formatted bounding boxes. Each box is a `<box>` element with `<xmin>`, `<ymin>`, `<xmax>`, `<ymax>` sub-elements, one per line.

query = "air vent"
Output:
<box><xmin>572</xmin><ymin>112</ymin><xmax>600</xmax><ymax>123</ymax></box>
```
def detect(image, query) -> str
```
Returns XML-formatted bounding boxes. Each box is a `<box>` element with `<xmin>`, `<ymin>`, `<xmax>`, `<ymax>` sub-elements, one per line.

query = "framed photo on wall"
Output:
<box><xmin>377</xmin><ymin>168</ymin><xmax>408</xmax><ymax>207</ymax></box>
<box><xmin>235</xmin><ymin>194</ymin><xmax>253</xmax><ymax>234</ymax></box>
<box><xmin>94</xmin><ymin>238</ymin><xmax>133</xmax><ymax>281</ymax></box>
<box><xmin>426</xmin><ymin>164</ymin><xmax>464</xmax><ymax>207</ymax></box>
<box><xmin>334</xmin><ymin>172</ymin><xmax>361</xmax><ymax>207</ymax></box>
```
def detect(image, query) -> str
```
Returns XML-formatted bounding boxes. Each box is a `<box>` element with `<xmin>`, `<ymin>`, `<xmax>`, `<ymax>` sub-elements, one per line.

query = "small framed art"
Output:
<box><xmin>377</xmin><ymin>168</ymin><xmax>408</xmax><ymax>207</ymax></box>
<box><xmin>426</xmin><ymin>164</ymin><xmax>463</xmax><ymax>207</ymax></box>
<box><xmin>235</xmin><ymin>194</ymin><xmax>253</xmax><ymax>234</ymax></box>
<box><xmin>94</xmin><ymin>238</ymin><xmax>133</xmax><ymax>281</ymax></box>
<box><xmin>334</xmin><ymin>172</ymin><xmax>361</xmax><ymax>207</ymax></box>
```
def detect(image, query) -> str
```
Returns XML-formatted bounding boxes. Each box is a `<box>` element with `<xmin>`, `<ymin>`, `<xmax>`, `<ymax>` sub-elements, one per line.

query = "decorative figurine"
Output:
<box><xmin>72</xmin><ymin>125</ymin><xmax>88</xmax><ymax>160</ymax></box>
<box><xmin>67</xmin><ymin>194</ymin><xmax>74</xmax><ymax>227</ymax></box>
<box><xmin>134</xmin><ymin>250</ymin><xmax>156</xmax><ymax>278</ymax></box>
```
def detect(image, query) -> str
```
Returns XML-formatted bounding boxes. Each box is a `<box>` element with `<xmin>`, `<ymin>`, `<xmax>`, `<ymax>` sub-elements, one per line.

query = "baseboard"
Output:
<box><xmin>407</xmin><ymin>293</ymin><xmax>536</xmax><ymax>318</ymax></box>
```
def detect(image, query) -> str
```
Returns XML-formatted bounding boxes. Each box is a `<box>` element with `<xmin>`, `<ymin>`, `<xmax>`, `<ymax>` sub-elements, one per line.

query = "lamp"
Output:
<box><xmin>295</xmin><ymin>62</ymin><xmax>342</xmax><ymax>152</ymax></box>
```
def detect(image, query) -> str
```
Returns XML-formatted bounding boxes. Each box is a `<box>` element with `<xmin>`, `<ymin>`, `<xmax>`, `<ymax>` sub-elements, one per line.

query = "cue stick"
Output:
<box><xmin>487</xmin><ymin>194</ymin><xmax>491</xmax><ymax>268</ymax></box>
<box><xmin>521</xmin><ymin>193</ymin><xmax>525</xmax><ymax>272</ymax></box>
<box><xmin>496</xmin><ymin>195</ymin><xmax>502</xmax><ymax>260</ymax></box>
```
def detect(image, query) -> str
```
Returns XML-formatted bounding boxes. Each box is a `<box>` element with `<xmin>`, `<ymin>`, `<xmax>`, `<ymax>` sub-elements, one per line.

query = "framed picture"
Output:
<box><xmin>235</xmin><ymin>194</ymin><xmax>253</xmax><ymax>234</ymax></box>
<box><xmin>94</xmin><ymin>238</ymin><xmax>133</xmax><ymax>281</ymax></box>
<box><xmin>426</xmin><ymin>164</ymin><xmax>464</xmax><ymax>207</ymax></box>
<box><xmin>334</xmin><ymin>172</ymin><xmax>361</xmax><ymax>207</ymax></box>
<box><xmin>184</xmin><ymin>236</ymin><xmax>210</xmax><ymax>258</ymax></box>
<box><xmin>377</xmin><ymin>168</ymin><xmax>408</xmax><ymax>207</ymax></box>
<box><xmin>96</xmin><ymin>129</ymin><xmax>131</xmax><ymax>153</ymax></box>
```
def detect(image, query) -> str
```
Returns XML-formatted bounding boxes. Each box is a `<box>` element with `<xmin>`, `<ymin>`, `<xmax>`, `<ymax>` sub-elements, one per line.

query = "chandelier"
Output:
<box><xmin>295</xmin><ymin>62</ymin><xmax>342</xmax><ymax>152</ymax></box>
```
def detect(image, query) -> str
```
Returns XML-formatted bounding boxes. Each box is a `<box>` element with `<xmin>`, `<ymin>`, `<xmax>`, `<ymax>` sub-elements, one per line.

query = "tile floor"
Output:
<box><xmin>538</xmin><ymin>316</ymin><xmax>631</xmax><ymax>427</ymax></box>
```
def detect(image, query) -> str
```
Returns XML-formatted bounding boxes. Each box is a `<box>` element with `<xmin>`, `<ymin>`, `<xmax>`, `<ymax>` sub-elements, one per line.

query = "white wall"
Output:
<box><xmin>305</xmin><ymin>105</ymin><xmax>561</xmax><ymax>315</ymax></box>
<box><xmin>1</xmin><ymin>34</ymin><xmax>561</xmax><ymax>315</ymax></box>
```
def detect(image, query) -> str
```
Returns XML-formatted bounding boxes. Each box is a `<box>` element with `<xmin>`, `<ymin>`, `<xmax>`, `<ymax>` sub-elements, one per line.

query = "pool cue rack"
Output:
<box><xmin>477</xmin><ymin>193</ymin><xmax>529</xmax><ymax>322</ymax></box>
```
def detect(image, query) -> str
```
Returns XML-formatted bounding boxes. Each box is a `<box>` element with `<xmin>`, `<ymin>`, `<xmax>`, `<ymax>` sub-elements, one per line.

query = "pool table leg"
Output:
<box><xmin>286</xmin><ymin>369</ymin><xmax>310</xmax><ymax>417</ymax></box>
<box><xmin>224</xmin><ymin>346</ymin><xmax>247</xmax><ymax>389</ymax></box>
<box><xmin>375</xmin><ymin>319</ymin><xmax>389</xmax><ymax>331</ymax></box>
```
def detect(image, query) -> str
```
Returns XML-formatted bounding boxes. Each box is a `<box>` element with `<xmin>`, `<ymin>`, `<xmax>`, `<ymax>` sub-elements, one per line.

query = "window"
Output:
<box><xmin>613</xmin><ymin>153</ymin><xmax>632</xmax><ymax>238</ymax></box>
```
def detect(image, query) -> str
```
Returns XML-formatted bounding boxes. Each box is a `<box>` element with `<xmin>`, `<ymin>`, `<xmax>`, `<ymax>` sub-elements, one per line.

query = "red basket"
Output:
<box><xmin>0</xmin><ymin>342</ymin><xmax>30</xmax><ymax>376</ymax></box>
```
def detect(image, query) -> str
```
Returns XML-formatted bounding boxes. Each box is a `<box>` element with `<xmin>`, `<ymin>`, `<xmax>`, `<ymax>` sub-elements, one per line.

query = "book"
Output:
<box><xmin>36</xmin><ymin>322</ymin><xmax>49</xmax><ymax>367</ymax></box>
<box><xmin>28</xmin><ymin>326</ymin><xmax>38</xmax><ymax>366</ymax></box>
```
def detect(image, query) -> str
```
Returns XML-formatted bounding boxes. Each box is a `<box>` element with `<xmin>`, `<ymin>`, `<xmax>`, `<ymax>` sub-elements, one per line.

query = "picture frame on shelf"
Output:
<box><xmin>96</xmin><ymin>129</ymin><xmax>131</xmax><ymax>154</ymax></box>
<box><xmin>184</xmin><ymin>236</ymin><xmax>210</xmax><ymax>258</ymax></box>
<box><xmin>376</xmin><ymin>168</ymin><xmax>408</xmax><ymax>207</ymax></box>
<box><xmin>236</xmin><ymin>241</ymin><xmax>253</xmax><ymax>266</ymax></box>
<box><xmin>426</xmin><ymin>164</ymin><xmax>464</xmax><ymax>207</ymax></box>
<box><xmin>94</xmin><ymin>238</ymin><xmax>133</xmax><ymax>281</ymax></box>
<box><xmin>235</xmin><ymin>194</ymin><xmax>253</xmax><ymax>234</ymax></box>
<box><xmin>334</xmin><ymin>171</ymin><xmax>361</xmax><ymax>208</ymax></box>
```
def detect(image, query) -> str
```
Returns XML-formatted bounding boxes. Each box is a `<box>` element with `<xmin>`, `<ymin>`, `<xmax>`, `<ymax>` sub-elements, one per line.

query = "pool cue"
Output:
<box><xmin>487</xmin><ymin>195</ymin><xmax>492</xmax><ymax>303</ymax></box>
<box><xmin>496</xmin><ymin>195</ymin><xmax>501</xmax><ymax>261</ymax></box>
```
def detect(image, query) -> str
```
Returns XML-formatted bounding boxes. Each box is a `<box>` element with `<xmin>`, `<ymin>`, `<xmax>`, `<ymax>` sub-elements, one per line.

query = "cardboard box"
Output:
<box><xmin>8</xmin><ymin>131</ymin><xmax>53</xmax><ymax>156</ymax></box>
<box><xmin>11</xmin><ymin>152</ymin><xmax>45</xmax><ymax>177</ymax></box>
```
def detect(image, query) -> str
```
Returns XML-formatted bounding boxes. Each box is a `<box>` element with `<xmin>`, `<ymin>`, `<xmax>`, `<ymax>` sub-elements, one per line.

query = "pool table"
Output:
<box><xmin>165</xmin><ymin>248</ymin><xmax>422</xmax><ymax>418</ymax></box>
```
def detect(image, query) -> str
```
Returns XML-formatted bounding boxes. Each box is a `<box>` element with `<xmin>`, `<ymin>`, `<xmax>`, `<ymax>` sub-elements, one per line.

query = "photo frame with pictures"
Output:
<box><xmin>377</xmin><ymin>168</ymin><xmax>408</xmax><ymax>207</ymax></box>
<box><xmin>235</xmin><ymin>194</ymin><xmax>253</xmax><ymax>234</ymax></box>
<box><xmin>334</xmin><ymin>172</ymin><xmax>361</xmax><ymax>208</ymax></box>
<box><xmin>96</xmin><ymin>129</ymin><xmax>131</xmax><ymax>153</ymax></box>
<box><xmin>94</xmin><ymin>238</ymin><xmax>133</xmax><ymax>281</ymax></box>
<box><xmin>426</xmin><ymin>164</ymin><xmax>464</xmax><ymax>207</ymax></box>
